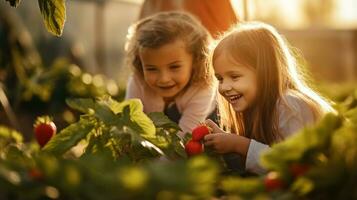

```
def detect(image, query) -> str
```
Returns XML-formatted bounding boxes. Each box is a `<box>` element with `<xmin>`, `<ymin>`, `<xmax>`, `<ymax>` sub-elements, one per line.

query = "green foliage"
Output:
<box><xmin>218</xmin><ymin>92</ymin><xmax>357</xmax><ymax>199</ymax></box>
<box><xmin>261</xmin><ymin>113</ymin><xmax>342</xmax><ymax>171</ymax></box>
<box><xmin>2</xmin><ymin>79</ymin><xmax>357</xmax><ymax>199</ymax></box>
<box><xmin>0</xmin><ymin>148</ymin><xmax>219</xmax><ymax>199</ymax></box>
<box><xmin>148</xmin><ymin>112</ymin><xmax>186</xmax><ymax>159</ymax></box>
<box><xmin>3</xmin><ymin>0</ymin><xmax>66</xmax><ymax>36</ymax></box>
<box><xmin>39</xmin><ymin>96</ymin><xmax>186</xmax><ymax>162</ymax></box>
<box><xmin>1</xmin><ymin>95</ymin><xmax>213</xmax><ymax>199</ymax></box>
<box><xmin>317</xmin><ymin>82</ymin><xmax>357</xmax><ymax>103</ymax></box>
<box><xmin>42</xmin><ymin>118</ymin><xmax>95</xmax><ymax>155</ymax></box>
<box><xmin>38</xmin><ymin>0</ymin><xmax>66</xmax><ymax>36</ymax></box>
<box><xmin>148</xmin><ymin>112</ymin><xmax>181</xmax><ymax>130</ymax></box>
<box><xmin>220</xmin><ymin>177</ymin><xmax>265</xmax><ymax>198</ymax></box>
<box><xmin>0</xmin><ymin>125</ymin><xmax>23</xmax><ymax>145</ymax></box>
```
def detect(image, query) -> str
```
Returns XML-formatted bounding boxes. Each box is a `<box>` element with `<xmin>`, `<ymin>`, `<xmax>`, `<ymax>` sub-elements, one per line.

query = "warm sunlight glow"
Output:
<box><xmin>277</xmin><ymin>0</ymin><xmax>306</xmax><ymax>28</ymax></box>
<box><xmin>231</xmin><ymin>0</ymin><xmax>306</xmax><ymax>28</ymax></box>
<box><xmin>333</xmin><ymin>0</ymin><xmax>357</xmax><ymax>28</ymax></box>
<box><xmin>232</xmin><ymin>0</ymin><xmax>357</xmax><ymax>29</ymax></box>
<box><xmin>230</xmin><ymin>0</ymin><xmax>246</xmax><ymax>20</ymax></box>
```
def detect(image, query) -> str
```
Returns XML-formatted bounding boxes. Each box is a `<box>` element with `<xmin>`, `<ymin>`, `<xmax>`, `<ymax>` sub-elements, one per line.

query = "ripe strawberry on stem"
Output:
<box><xmin>185</xmin><ymin>140</ymin><xmax>204</xmax><ymax>157</ymax></box>
<box><xmin>28</xmin><ymin>168</ymin><xmax>43</xmax><ymax>181</ymax></box>
<box><xmin>191</xmin><ymin>124</ymin><xmax>211</xmax><ymax>141</ymax></box>
<box><xmin>264</xmin><ymin>171</ymin><xmax>285</xmax><ymax>192</ymax></box>
<box><xmin>184</xmin><ymin>123</ymin><xmax>211</xmax><ymax>157</ymax></box>
<box><xmin>34</xmin><ymin>116</ymin><xmax>56</xmax><ymax>148</ymax></box>
<box><xmin>289</xmin><ymin>163</ymin><xmax>310</xmax><ymax>178</ymax></box>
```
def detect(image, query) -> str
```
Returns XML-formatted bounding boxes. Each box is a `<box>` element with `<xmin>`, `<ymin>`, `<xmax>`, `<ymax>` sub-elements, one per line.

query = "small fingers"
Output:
<box><xmin>204</xmin><ymin>119</ymin><xmax>215</xmax><ymax>126</ymax></box>
<box><xmin>204</xmin><ymin>133</ymin><xmax>214</xmax><ymax>141</ymax></box>
<box><xmin>204</xmin><ymin>139</ymin><xmax>214</xmax><ymax>146</ymax></box>
<box><xmin>204</xmin><ymin>134</ymin><xmax>216</xmax><ymax>146</ymax></box>
<box><xmin>204</xmin><ymin>119</ymin><xmax>217</xmax><ymax>130</ymax></box>
<box><xmin>204</xmin><ymin>119</ymin><xmax>223</xmax><ymax>133</ymax></box>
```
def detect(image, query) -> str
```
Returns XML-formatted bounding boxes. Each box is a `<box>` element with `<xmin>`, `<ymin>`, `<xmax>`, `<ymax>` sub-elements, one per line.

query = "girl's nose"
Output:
<box><xmin>158</xmin><ymin>71</ymin><xmax>171</xmax><ymax>83</ymax></box>
<box><xmin>219</xmin><ymin>81</ymin><xmax>233</xmax><ymax>92</ymax></box>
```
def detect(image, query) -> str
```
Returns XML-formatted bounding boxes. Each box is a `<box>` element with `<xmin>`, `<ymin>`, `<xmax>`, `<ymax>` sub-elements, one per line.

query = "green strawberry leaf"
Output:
<box><xmin>43</xmin><ymin>118</ymin><xmax>95</xmax><ymax>155</ymax></box>
<box><xmin>66</xmin><ymin>98</ymin><xmax>96</xmax><ymax>114</ymax></box>
<box><xmin>147</xmin><ymin>112</ymin><xmax>181</xmax><ymax>131</ymax></box>
<box><xmin>115</xmin><ymin>99</ymin><xmax>156</xmax><ymax>138</ymax></box>
<box><xmin>38</xmin><ymin>0</ymin><xmax>66</xmax><ymax>36</ymax></box>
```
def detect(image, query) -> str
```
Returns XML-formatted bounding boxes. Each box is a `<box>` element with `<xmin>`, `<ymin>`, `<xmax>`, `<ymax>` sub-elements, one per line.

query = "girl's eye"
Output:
<box><xmin>170</xmin><ymin>65</ymin><xmax>181</xmax><ymax>70</ymax></box>
<box><xmin>231</xmin><ymin>75</ymin><xmax>241</xmax><ymax>80</ymax></box>
<box><xmin>144</xmin><ymin>67</ymin><xmax>157</xmax><ymax>72</ymax></box>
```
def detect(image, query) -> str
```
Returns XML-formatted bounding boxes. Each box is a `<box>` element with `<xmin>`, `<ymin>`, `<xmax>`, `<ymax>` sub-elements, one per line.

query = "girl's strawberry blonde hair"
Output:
<box><xmin>125</xmin><ymin>11</ymin><xmax>214</xmax><ymax>87</ymax></box>
<box><xmin>212</xmin><ymin>21</ymin><xmax>335</xmax><ymax>145</ymax></box>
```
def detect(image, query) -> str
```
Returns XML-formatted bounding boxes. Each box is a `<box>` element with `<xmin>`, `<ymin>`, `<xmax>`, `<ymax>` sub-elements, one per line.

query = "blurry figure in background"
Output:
<box><xmin>204</xmin><ymin>21</ymin><xmax>335</xmax><ymax>174</ymax></box>
<box><xmin>139</xmin><ymin>0</ymin><xmax>239</xmax><ymax>38</ymax></box>
<box><xmin>124</xmin><ymin>11</ymin><xmax>217</xmax><ymax>137</ymax></box>
<box><xmin>69</xmin><ymin>41</ymin><xmax>86</xmax><ymax>69</ymax></box>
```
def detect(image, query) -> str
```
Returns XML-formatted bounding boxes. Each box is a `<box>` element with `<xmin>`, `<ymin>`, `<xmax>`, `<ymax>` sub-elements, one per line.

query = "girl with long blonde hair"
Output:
<box><xmin>204</xmin><ymin>21</ymin><xmax>334</xmax><ymax>174</ymax></box>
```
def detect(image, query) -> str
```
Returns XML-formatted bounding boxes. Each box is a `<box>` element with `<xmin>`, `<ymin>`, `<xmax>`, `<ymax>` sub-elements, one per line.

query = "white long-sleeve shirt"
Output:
<box><xmin>245</xmin><ymin>92</ymin><xmax>315</xmax><ymax>174</ymax></box>
<box><xmin>125</xmin><ymin>74</ymin><xmax>217</xmax><ymax>135</ymax></box>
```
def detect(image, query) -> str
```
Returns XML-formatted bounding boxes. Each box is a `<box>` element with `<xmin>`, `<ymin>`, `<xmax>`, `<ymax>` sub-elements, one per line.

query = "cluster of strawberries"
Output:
<box><xmin>184</xmin><ymin>124</ymin><xmax>211</xmax><ymax>157</ymax></box>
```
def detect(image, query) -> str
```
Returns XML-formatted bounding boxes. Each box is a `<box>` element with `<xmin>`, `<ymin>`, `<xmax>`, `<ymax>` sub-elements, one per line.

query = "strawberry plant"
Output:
<box><xmin>1</xmin><ymin>92</ymin><xmax>357</xmax><ymax>199</ymax></box>
<box><xmin>40</xmin><ymin>96</ymin><xmax>186</xmax><ymax>161</ymax></box>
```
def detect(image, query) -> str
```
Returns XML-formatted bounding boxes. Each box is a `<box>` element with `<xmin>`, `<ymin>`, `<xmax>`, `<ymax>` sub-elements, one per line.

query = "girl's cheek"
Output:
<box><xmin>143</xmin><ymin>73</ymin><xmax>156</xmax><ymax>84</ymax></box>
<box><xmin>218</xmin><ymin>84</ymin><xmax>224</xmax><ymax>92</ymax></box>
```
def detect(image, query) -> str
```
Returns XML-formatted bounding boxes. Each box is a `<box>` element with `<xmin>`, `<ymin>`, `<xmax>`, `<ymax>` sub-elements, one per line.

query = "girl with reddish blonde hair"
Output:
<box><xmin>205</xmin><ymin>21</ymin><xmax>334</xmax><ymax>174</ymax></box>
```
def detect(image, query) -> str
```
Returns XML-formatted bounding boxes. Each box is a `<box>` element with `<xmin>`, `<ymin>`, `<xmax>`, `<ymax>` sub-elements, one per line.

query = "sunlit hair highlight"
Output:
<box><xmin>212</xmin><ymin>21</ymin><xmax>334</xmax><ymax>145</ymax></box>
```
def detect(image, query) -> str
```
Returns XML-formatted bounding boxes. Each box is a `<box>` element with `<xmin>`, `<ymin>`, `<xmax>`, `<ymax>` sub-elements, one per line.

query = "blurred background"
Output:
<box><xmin>1</xmin><ymin>0</ymin><xmax>357</xmax><ymax>139</ymax></box>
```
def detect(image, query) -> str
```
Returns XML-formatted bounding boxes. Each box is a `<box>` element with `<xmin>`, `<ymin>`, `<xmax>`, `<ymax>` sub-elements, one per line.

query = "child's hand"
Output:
<box><xmin>203</xmin><ymin>119</ymin><xmax>250</xmax><ymax>155</ymax></box>
<box><xmin>204</xmin><ymin>132</ymin><xmax>240</xmax><ymax>154</ymax></box>
<box><xmin>203</xmin><ymin>119</ymin><xmax>236</xmax><ymax>153</ymax></box>
<box><xmin>204</xmin><ymin>119</ymin><xmax>225</xmax><ymax>134</ymax></box>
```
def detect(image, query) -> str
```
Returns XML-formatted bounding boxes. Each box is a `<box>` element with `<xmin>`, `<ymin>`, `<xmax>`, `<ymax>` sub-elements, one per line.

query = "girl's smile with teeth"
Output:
<box><xmin>159</xmin><ymin>85</ymin><xmax>176</xmax><ymax>90</ymax></box>
<box><xmin>213</xmin><ymin>53</ymin><xmax>258</xmax><ymax>112</ymax></box>
<box><xmin>228</xmin><ymin>94</ymin><xmax>242</xmax><ymax>103</ymax></box>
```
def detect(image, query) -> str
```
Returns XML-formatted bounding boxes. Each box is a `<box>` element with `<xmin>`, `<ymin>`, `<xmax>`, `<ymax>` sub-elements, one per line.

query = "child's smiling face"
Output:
<box><xmin>213</xmin><ymin>53</ymin><xmax>258</xmax><ymax>113</ymax></box>
<box><xmin>139</xmin><ymin>39</ymin><xmax>193</xmax><ymax>101</ymax></box>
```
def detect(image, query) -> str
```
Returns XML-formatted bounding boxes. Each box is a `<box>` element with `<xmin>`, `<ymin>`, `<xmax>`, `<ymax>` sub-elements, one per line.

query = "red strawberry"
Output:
<box><xmin>28</xmin><ymin>168</ymin><xmax>43</xmax><ymax>181</ymax></box>
<box><xmin>192</xmin><ymin>125</ymin><xmax>210</xmax><ymax>141</ymax></box>
<box><xmin>34</xmin><ymin>116</ymin><xmax>56</xmax><ymax>148</ymax></box>
<box><xmin>185</xmin><ymin>140</ymin><xmax>204</xmax><ymax>157</ymax></box>
<box><xmin>289</xmin><ymin>163</ymin><xmax>310</xmax><ymax>178</ymax></box>
<box><xmin>264</xmin><ymin>172</ymin><xmax>285</xmax><ymax>192</ymax></box>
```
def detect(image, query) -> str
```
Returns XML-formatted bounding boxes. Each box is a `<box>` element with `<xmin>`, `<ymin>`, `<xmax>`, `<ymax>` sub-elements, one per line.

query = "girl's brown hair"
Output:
<box><xmin>212</xmin><ymin>21</ymin><xmax>334</xmax><ymax>145</ymax></box>
<box><xmin>125</xmin><ymin>11</ymin><xmax>214</xmax><ymax>87</ymax></box>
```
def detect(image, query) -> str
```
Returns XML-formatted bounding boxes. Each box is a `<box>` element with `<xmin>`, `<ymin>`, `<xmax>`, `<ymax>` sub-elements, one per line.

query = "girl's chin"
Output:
<box><xmin>157</xmin><ymin>92</ymin><xmax>179</xmax><ymax>99</ymax></box>
<box><xmin>231</xmin><ymin>104</ymin><xmax>247</xmax><ymax>113</ymax></box>
<box><xmin>233</xmin><ymin>108</ymin><xmax>244</xmax><ymax>112</ymax></box>
<box><xmin>153</xmin><ymin>88</ymin><xmax>177</xmax><ymax>96</ymax></box>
